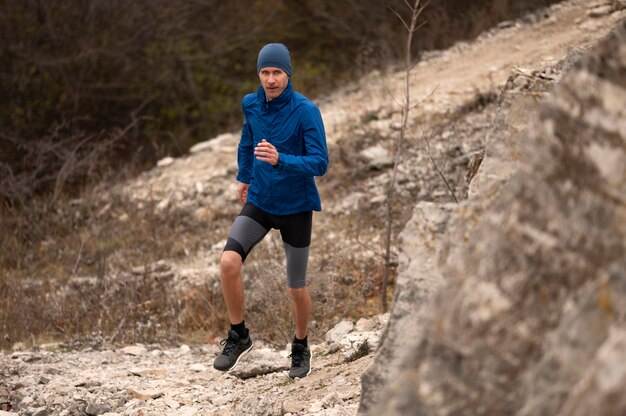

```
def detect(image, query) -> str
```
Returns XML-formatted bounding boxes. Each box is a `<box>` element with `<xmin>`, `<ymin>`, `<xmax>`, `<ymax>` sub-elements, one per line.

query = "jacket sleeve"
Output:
<box><xmin>275</xmin><ymin>105</ymin><xmax>328</xmax><ymax>177</ymax></box>
<box><xmin>236</xmin><ymin>113</ymin><xmax>254</xmax><ymax>184</ymax></box>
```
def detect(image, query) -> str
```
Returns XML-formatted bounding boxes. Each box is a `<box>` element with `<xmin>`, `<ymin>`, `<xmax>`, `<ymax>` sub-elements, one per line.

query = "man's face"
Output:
<box><xmin>259</xmin><ymin>67</ymin><xmax>289</xmax><ymax>101</ymax></box>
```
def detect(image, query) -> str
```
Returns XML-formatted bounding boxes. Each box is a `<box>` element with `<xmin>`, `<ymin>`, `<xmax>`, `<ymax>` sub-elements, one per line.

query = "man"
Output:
<box><xmin>213</xmin><ymin>43</ymin><xmax>328</xmax><ymax>379</ymax></box>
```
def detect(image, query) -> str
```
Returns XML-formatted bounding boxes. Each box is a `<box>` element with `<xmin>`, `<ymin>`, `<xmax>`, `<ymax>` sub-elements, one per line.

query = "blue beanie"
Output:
<box><xmin>257</xmin><ymin>43</ymin><xmax>292</xmax><ymax>77</ymax></box>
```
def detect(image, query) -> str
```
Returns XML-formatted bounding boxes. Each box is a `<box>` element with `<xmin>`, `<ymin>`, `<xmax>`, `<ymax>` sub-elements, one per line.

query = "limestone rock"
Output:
<box><xmin>355</xmin><ymin>318</ymin><xmax>377</xmax><ymax>333</ymax></box>
<box><xmin>359</xmin><ymin>145</ymin><xmax>393</xmax><ymax>170</ymax></box>
<box><xmin>120</xmin><ymin>345</ymin><xmax>147</xmax><ymax>356</ymax></box>
<box><xmin>359</xmin><ymin>202</ymin><xmax>452</xmax><ymax>413</ymax></box>
<box><xmin>86</xmin><ymin>402</ymin><xmax>112</xmax><ymax>415</ymax></box>
<box><xmin>189</xmin><ymin>363</ymin><xmax>207</xmax><ymax>372</ymax></box>
<box><xmin>363</xmin><ymin>20</ymin><xmax>626</xmax><ymax>416</ymax></box>
<box><xmin>325</xmin><ymin>320</ymin><xmax>355</xmax><ymax>343</ymax></box>
<box><xmin>157</xmin><ymin>156</ymin><xmax>174</xmax><ymax>167</ymax></box>
<box><xmin>128</xmin><ymin>388</ymin><xmax>163</xmax><ymax>400</ymax></box>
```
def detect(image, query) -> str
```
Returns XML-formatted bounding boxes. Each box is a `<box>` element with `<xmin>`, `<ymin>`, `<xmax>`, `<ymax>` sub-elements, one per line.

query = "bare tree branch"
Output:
<box><xmin>381</xmin><ymin>0</ymin><xmax>428</xmax><ymax>313</ymax></box>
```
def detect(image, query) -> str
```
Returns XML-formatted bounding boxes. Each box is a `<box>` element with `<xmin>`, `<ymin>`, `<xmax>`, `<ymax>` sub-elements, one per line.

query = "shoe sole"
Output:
<box><xmin>289</xmin><ymin>349</ymin><xmax>313</xmax><ymax>380</ymax></box>
<box><xmin>225</xmin><ymin>342</ymin><xmax>254</xmax><ymax>372</ymax></box>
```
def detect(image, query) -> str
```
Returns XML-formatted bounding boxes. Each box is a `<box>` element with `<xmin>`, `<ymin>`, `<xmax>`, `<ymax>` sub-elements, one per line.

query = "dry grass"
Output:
<box><xmin>0</xmin><ymin>179</ymin><xmax>387</xmax><ymax>351</ymax></box>
<box><xmin>0</xmin><ymin>180</ymin><xmax>217</xmax><ymax>350</ymax></box>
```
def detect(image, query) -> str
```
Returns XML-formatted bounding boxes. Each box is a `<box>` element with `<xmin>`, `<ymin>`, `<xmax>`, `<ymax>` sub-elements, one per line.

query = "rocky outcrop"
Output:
<box><xmin>358</xmin><ymin>202</ymin><xmax>453</xmax><ymax>412</ymax></box>
<box><xmin>361</xmin><ymin>18</ymin><xmax>626</xmax><ymax>416</ymax></box>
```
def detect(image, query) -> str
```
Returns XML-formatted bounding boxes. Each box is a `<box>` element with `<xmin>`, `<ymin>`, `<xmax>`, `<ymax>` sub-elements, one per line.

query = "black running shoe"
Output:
<box><xmin>288</xmin><ymin>343</ymin><xmax>312</xmax><ymax>379</ymax></box>
<box><xmin>213</xmin><ymin>330</ymin><xmax>253</xmax><ymax>371</ymax></box>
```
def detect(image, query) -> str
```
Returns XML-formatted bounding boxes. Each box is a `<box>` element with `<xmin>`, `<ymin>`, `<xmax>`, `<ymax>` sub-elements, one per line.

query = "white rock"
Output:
<box><xmin>128</xmin><ymin>368</ymin><xmax>166</xmax><ymax>377</ymax></box>
<box><xmin>120</xmin><ymin>345</ymin><xmax>147</xmax><ymax>356</ymax></box>
<box><xmin>377</xmin><ymin>313</ymin><xmax>390</xmax><ymax>326</ymax></box>
<box><xmin>325</xmin><ymin>320</ymin><xmax>355</xmax><ymax>343</ymax></box>
<box><xmin>282</xmin><ymin>399</ymin><xmax>305</xmax><ymax>414</ymax></box>
<box><xmin>178</xmin><ymin>344</ymin><xmax>191</xmax><ymax>355</ymax></box>
<box><xmin>31</xmin><ymin>407</ymin><xmax>48</xmax><ymax>416</ymax></box>
<box><xmin>156</xmin><ymin>198</ymin><xmax>170</xmax><ymax>211</ymax></box>
<box><xmin>39</xmin><ymin>342</ymin><xmax>62</xmax><ymax>351</ymax></box>
<box><xmin>356</xmin><ymin>317</ymin><xmax>377</xmax><ymax>332</ymax></box>
<box><xmin>178</xmin><ymin>406</ymin><xmax>199</xmax><ymax>416</ymax></box>
<box><xmin>189</xmin><ymin>363</ymin><xmax>207</xmax><ymax>372</ymax></box>
<box><xmin>20</xmin><ymin>396</ymin><xmax>35</xmax><ymax>406</ymax></box>
<box><xmin>128</xmin><ymin>388</ymin><xmax>163</xmax><ymax>400</ymax></box>
<box><xmin>211</xmin><ymin>393</ymin><xmax>233</xmax><ymax>407</ymax></box>
<box><xmin>189</xmin><ymin>140</ymin><xmax>213</xmax><ymax>154</ymax></box>
<box><xmin>12</xmin><ymin>342</ymin><xmax>26</xmax><ymax>351</ymax></box>
<box><xmin>157</xmin><ymin>157</ymin><xmax>175</xmax><ymax>167</ymax></box>
<box><xmin>309</xmin><ymin>400</ymin><xmax>324</xmax><ymax>412</ymax></box>
<box><xmin>359</xmin><ymin>145</ymin><xmax>393</xmax><ymax>169</ymax></box>
<box><xmin>165</xmin><ymin>398</ymin><xmax>180</xmax><ymax>410</ymax></box>
<box><xmin>322</xmin><ymin>392</ymin><xmax>342</xmax><ymax>408</ymax></box>
<box><xmin>10</xmin><ymin>351</ymin><xmax>32</xmax><ymax>359</ymax></box>
<box><xmin>588</xmin><ymin>5</ymin><xmax>613</xmax><ymax>17</ymax></box>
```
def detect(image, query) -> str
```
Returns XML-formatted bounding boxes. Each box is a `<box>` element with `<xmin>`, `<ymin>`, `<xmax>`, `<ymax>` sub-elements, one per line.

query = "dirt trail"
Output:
<box><xmin>321</xmin><ymin>0</ymin><xmax>622</xmax><ymax>137</ymax></box>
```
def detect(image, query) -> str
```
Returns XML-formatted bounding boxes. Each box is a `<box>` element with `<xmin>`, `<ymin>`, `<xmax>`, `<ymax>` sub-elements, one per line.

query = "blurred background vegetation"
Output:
<box><xmin>1</xmin><ymin>0</ymin><xmax>557</xmax><ymax>206</ymax></box>
<box><xmin>0</xmin><ymin>0</ymin><xmax>559</xmax><ymax>348</ymax></box>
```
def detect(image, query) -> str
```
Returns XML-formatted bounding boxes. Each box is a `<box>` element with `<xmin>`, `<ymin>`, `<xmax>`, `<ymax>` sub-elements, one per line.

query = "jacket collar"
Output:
<box><xmin>257</xmin><ymin>80</ymin><xmax>293</xmax><ymax>111</ymax></box>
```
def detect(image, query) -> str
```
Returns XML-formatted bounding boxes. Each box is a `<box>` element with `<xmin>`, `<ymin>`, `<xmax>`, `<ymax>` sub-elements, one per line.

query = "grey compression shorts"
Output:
<box><xmin>224</xmin><ymin>202</ymin><xmax>312</xmax><ymax>289</ymax></box>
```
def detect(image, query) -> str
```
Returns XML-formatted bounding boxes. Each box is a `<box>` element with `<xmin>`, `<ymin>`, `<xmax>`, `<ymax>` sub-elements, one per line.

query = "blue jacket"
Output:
<box><xmin>236</xmin><ymin>81</ymin><xmax>328</xmax><ymax>215</ymax></box>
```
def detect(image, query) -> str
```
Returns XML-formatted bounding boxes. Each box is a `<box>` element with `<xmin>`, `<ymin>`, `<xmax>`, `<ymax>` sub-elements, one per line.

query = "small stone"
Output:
<box><xmin>356</xmin><ymin>317</ymin><xmax>377</xmax><ymax>332</ymax></box>
<box><xmin>189</xmin><ymin>140</ymin><xmax>213</xmax><ymax>154</ymax></box>
<box><xmin>157</xmin><ymin>156</ymin><xmax>174</xmax><ymax>167</ymax></box>
<box><xmin>85</xmin><ymin>402</ymin><xmax>112</xmax><ymax>415</ymax></box>
<box><xmin>178</xmin><ymin>344</ymin><xmax>191</xmax><ymax>355</ymax></box>
<box><xmin>325</xmin><ymin>320</ymin><xmax>355</xmax><ymax>343</ymax></box>
<box><xmin>39</xmin><ymin>342</ymin><xmax>62</xmax><ymax>352</ymax></box>
<box><xmin>282</xmin><ymin>399</ymin><xmax>305</xmax><ymax>414</ymax></box>
<box><xmin>10</xmin><ymin>351</ymin><xmax>31</xmax><ymax>359</ymax></box>
<box><xmin>325</xmin><ymin>342</ymin><xmax>342</xmax><ymax>355</ymax></box>
<box><xmin>128</xmin><ymin>388</ymin><xmax>163</xmax><ymax>400</ymax></box>
<box><xmin>32</xmin><ymin>407</ymin><xmax>49</xmax><ymax>416</ymax></box>
<box><xmin>129</xmin><ymin>368</ymin><xmax>166</xmax><ymax>377</ymax></box>
<box><xmin>359</xmin><ymin>145</ymin><xmax>393</xmax><ymax>170</ymax></box>
<box><xmin>120</xmin><ymin>345</ymin><xmax>147</xmax><ymax>356</ymax></box>
<box><xmin>309</xmin><ymin>400</ymin><xmax>323</xmax><ymax>412</ymax></box>
<box><xmin>44</xmin><ymin>367</ymin><xmax>62</xmax><ymax>375</ymax></box>
<box><xmin>20</xmin><ymin>396</ymin><xmax>35</xmax><ymax>406</ymax></box>
<box><xmin>211</xmin><ymin>393</ymin><xmax>233</xmax><ymax>407</ymax></box>
<box><xmin>11</xmin><ymin>342</ymin><xmax>26</xmax><ymax>351</ymax></box>
<box><xmin>321</xmin><ymin>392</ymin><xmax>342</xmax><ymax>408</ymax></box>
<box><xmin>156</xmin><ymin>198</ymin><xmax>170</xmax><ymax>211</ymax></box>
<box><xmin>164</xmin><ymin>398</ymin><xmax>180</xmax><ymax>410</ymax></box>
<box><xmin>588</xmin><ymin>5</ymin><xmax>613</xmax><ymax>17</ymax></box>
<box><xmin>178</xmin><ymin>406</ymin><xmax>198</xmax><ymax>416</ymax></box>
<box><xmin>189</xmin><ymin>363</ymin><xmax>207</xmax><ymax>372</ymax></box>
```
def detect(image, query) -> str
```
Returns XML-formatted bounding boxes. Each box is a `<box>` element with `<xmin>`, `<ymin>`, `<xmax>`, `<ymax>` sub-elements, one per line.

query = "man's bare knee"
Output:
<box><xmin>288</xmin><ymin>286</ymin><xmax>309</xmax><ymax>300</ymax></box>
<box><xmin>221</xmin><ymin>251</ymin><xmax>243</xmax><ymax>278</ymax></box>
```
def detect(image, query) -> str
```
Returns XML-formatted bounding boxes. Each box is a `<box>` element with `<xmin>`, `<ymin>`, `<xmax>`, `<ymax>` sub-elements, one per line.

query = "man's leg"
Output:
<box><xmin>288</xmin><ymin>287</ymin><xmax>311</xmax><ymax>340</ymax></box>
<box><xmin>279</xmin><ymin>210</ymin><xmax>314</xmax><ymax>379</ymax></box>
<box><xmin>220</xmin><ymin>251</ymin><xmax>245</xmax><ymax>325</ymax></box>
<box><xmin>214</xmin><ymin>204</ymin><xmax>270</xmax><ymax>372</ymax></box>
